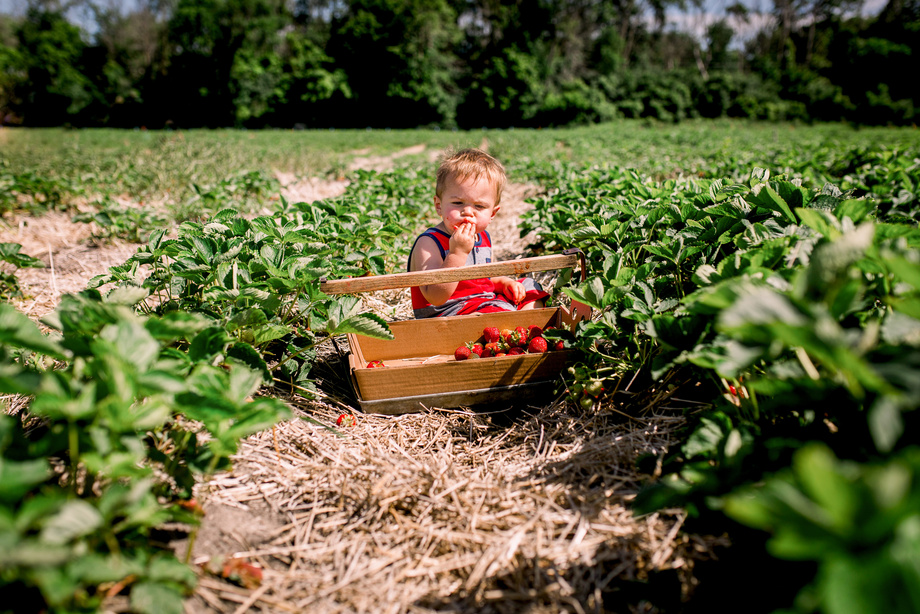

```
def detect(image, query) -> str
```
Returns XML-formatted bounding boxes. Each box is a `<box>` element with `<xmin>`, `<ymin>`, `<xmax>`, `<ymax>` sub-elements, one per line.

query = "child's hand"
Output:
<box><xmin>448</xmin><ymin>220</ymin><xmax>477</xmax><ymax>255</ymax></box>
<box><xmin>498</xmin><ymin>279</ymin><xmax>526</xmax><ymax>304</ymax></box>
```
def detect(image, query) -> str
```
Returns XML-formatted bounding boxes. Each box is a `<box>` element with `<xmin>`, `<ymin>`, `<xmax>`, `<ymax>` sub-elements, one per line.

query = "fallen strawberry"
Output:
<box><xmin>222</xmin><ymin>558</ymin><xmax>263</xmax><ymax>589</ymax></box>
<box><xmin>337</xmin><ymin>414</ymin><xmax>357</xmax><ymax>427</ymax></box>
<box><xmin>367</xmin><ymin>360</ymin><xmax>385</xmax><ymax>368</ymax></box>
<box><xmin>483</xmin><ymin>326</ymin><xmax>500</xmax><ymax>344</ymax></box>
<box><xmin>527</xmin><ymin>337</ymin><xmax>548</xmax><ymax>353</ymax></box>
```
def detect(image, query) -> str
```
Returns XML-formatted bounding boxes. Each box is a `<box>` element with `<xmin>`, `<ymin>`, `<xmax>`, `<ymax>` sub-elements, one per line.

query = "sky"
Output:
<box><xmin>1</xmin><ymin>0</ymin><xmax>892</xmax><ymax>44</ymax></box>
<box><xmin>663</xmin><ymin>0</ymin><xmax>890</xmax><ymax>47</ymax></box>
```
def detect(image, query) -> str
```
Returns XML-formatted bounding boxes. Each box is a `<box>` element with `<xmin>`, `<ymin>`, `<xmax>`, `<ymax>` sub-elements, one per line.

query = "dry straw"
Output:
<box><xmin>189</xmin><ymin>389</ymin><xmax>727</xmax><ymax>613</ymax></box>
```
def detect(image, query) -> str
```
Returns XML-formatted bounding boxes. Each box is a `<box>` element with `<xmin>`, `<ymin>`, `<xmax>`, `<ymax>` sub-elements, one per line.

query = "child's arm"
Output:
<box><xmin>409</xmin><ymin>223</ymin><xmax>477</xmax><ymax>306</ymax></box>
<box><xmin>493</xmin><ymin>276</ymin><xmax>526</xmax><ymax>304</ymax></box>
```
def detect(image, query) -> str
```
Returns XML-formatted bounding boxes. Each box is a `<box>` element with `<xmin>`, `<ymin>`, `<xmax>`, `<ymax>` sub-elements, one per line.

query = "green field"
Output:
<box><xmin>2</xmin><ymin>121</ymin><xmax>919</xmax><ymax>613</ymax></box>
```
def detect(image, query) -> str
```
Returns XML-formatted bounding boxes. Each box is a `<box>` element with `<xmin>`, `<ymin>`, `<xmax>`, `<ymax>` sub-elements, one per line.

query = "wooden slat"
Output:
<box><xmin>320</xmin><ymin>253</ymin><xmax>579</xmax><ymax>295</ymax></box>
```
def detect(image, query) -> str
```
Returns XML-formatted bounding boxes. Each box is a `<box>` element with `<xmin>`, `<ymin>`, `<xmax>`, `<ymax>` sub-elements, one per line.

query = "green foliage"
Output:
<box><xmin>520</xmin><ymin>149</ymin><xmax>920</xmax><ymax>611</ymax></box>
<box><xmin>0</xmin><ymin>242</ymin><xmax>44</xmax><ymax>300</ymax></box>
<box><xmin>724</xmin><ymin>444</ymin><xmax>920</xmax><ymax>614</ymax></box>
<box><xmin>0</xmin><ymin>296</ymin><xmax>291</xmax><ymax>611</ymax></box>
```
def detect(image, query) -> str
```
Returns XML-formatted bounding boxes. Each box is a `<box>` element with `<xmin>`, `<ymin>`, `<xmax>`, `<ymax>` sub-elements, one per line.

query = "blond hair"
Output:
<box><xmin>436</xmin><ymin>148</ymin><xmax>506</xmax><ymax>205</ymax></box>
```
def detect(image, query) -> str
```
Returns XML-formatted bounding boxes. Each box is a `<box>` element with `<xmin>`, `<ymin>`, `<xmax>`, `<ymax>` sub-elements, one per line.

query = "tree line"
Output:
<box><xmin>0</xmin><ymin>0</ymin><xmax>917</xmax><ymax>129</ymax></box>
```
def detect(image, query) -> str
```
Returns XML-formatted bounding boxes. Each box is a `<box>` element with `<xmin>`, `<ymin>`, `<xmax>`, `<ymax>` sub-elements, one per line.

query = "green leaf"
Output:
<box><xmin>0</xmin><ymin>456</ymin><xmax>51</xmax><ymax>503</ymax></box>
<box><xmin>329</xmin><ymin>312</ymin><xmax>394</xmax><ymax>340</ymax></box>
<box><xmin>98</xmin><ymin>319</ymin><xmax>160</xmax><ymax>372</ymax></box>
<box><xmin>130</xmin><ymin>581</ymin><xmax>186</xmax><ymax>614</ymax></box>
<box><xmin>563</xmin><ymin>277</ymin><xmax>608</xmax><ymax>311</ymax></box>
<box><xmin>40</xmin><ymin>500</ymin><xmax>103</xmax><ymax>545</ymax></box>
<box><xmin>145</xmin><ymin>311</ymin><xmax>212</xmax><ymax>342</ymax></box>
<box><xmin>749</xmin><ymin>183</ymin><xmax>796</xmax><ymax>224</ymax></box>
<box><xmin>104</xmin><ymin>285</ymin><xmax>150</xmax><ymax>306</ymax></box>
<box><xmin>0</xmin><ymin>304</ymin><xmax>66</xmax><ymax>358</ymax></box>
<box><xmin>868</xmin><ymin>396</ymin><xmax>905</xmax><ymax>454</ymax></box>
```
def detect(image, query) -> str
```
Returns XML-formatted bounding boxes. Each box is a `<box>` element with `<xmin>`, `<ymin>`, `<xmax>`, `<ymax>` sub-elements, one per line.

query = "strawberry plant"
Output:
<box><xmin>0</xmin><ymin>293</ymin><xmax>291</xmax><ymax>612</ymax></box>
<box><xmin>0</xmin><ymin>242</ymin><xmax>44</xmax><ymax>300</ymax></box>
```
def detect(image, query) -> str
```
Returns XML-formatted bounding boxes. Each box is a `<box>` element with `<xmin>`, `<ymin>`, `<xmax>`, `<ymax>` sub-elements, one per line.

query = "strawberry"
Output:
<box><xmin>483</xmin><ymin>342</ymin><xmax>500</xmax><ymax>357</ymax></box>
<box><xmin>527</xmin><ymin>337</ymin><xmax>548</xmax><ymax>353</ymax></box>
<box><xmin>514</xmin><ymin>326</ymin><xmax>529</xmax><ymax>346</ymax></box>
<box><xmin>499</xmin><ymin>328</ymin><xmax>515</xmax><ymax>345</ymax></box>
<box><xmin>528</xmin><ymin>325</ymin><xmax>543</xmax><ymax>339</ymax></box>
<box><xmin>466</xmin><ymin>342</ymin><xmax>484</xmax><ymax>357</ymax></box>
<box><xmin>222</xmin><ymin>558</ymin><xmax>263</xmax><ymax>589</ymax></box>
<box><xmin>455</xmin><ymin>345</ymin><xmax>471</xmax><ymax>361</ymax></box>
<box><xmin>494</xmin><ymin>351</ymin><xmax>507</xmax><ymax>357</ymax></box>
<box><xmin>552</xmin><ymin>340</ymin><xmax>565</xmax><ymax>351</ymax></box>
<box><xmin>585</xmin><ymin>379</ymin><xmax>605</xmax><ymax>398</ymax></box>
<box><xmin>483</xmin><ymin>326</ymin><xmax>500</xmax><ymax>344</ymax></box>
<box><xmin>508</xmin><ymin>347</ymin><xmax>525</xmax><ymax>355</ymax></box>
<box><xmin>367</xmin><ymin>360</ymin><xmax>385</xmax><ymax>368</ymax></box>
<box><xmin>336</xmin><ymin>414</ymin><xmax>357</xmax><ymax>427</ymax></box>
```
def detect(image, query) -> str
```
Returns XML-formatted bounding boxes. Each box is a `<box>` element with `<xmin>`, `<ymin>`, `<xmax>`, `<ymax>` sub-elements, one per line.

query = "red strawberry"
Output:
<box><xmin>499</xmin><ymin>328</ymin><xmax>515</xmax><ymax>344</ymax></box>
<box><xmin>527</xmin><ymin>337</ymin><xmax>548</xmax><ymax>353</ymax></box>
<box><xmin>528</xmin><ymin>325</ymin><xmax>543</xmax><ymax>339</ymax></box>
<box><xmin>508</xmin><ymin>347</ymin><xmax>526</xmax><ymax>355</ymax></box>
<box><xmin>336</xmin><ymin>414</ymin><xmax>357</xmax><ymax>427</ymax></box>
<box><xmin>552</xmin><ymin>340</ymin><xmax>565</xmax><ymax>351</ymax></box>
<box><xmin>514</xmin><ymin>326</ymin><xmax>529</xmax><ymax>346</ymax></box>
<box><xmin>455</xmin><ymin>345</ymin><xmax>471</xmax><ymax>361</ymax></box>
<box><xmin>483</xmin><ymin>342</ymin><xmax>500</xmax><ymax>357</ymax></box>
<box><xmin>466</xmin><ymin>342</ymin><xmax>484</xmax><ymax>357</ymax></box>
<box><xmin>483</xmin><ymin>326</ymin><xmax>500</xmax><ymax>344</ymax></box>
<box><xmin>494</xmin><ymin>351</ymin><xmax>507</xmax><ymax>357</ymax></box>
<box><xmin>367</xmin><ymin>360</ymin><xmax>385</xmax><ymax>368</ymax></box>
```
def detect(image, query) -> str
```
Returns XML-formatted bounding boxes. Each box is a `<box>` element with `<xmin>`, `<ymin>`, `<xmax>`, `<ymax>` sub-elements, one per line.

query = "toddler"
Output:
<box><xmin>407</xmin><ymin>148</ymin><xmax>547</xmax><ymax>318</ymax></box>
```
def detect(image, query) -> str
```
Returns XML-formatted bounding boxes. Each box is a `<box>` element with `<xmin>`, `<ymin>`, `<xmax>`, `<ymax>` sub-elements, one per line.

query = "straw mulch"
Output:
<box><xmin>185</xmin><ymin>384</ymin><xmax>726</xmax><ymax>614</ymax></box>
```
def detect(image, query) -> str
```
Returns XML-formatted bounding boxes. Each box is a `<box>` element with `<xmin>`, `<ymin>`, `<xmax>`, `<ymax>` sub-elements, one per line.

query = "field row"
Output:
<box><xmin>1</xmin><ymin>122</ymin><xmax>919</xmax><ymax>611</ymax></box>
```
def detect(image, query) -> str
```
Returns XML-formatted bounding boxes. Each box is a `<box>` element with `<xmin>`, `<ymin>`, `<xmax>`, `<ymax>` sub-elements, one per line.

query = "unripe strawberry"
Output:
<box><xmin>585</xmin><ymin>379</ymin><xmax>604</xmax><ymax>398</ymax></box>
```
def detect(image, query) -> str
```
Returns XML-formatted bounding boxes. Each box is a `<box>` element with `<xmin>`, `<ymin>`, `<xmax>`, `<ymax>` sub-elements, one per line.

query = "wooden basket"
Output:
<box><xmin>320</xmin><ymin>249</ymin><xmax>589</xmax><ymax>414</ymax></box>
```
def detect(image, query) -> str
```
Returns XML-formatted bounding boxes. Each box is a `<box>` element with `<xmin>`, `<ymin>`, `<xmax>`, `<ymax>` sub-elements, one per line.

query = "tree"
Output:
<box><xmin>14</xmin><ymin>7</ymin><xmax>98</xmax><ymax>125</ymax></box>
<box><xmin>326</xmin><ymin>0</ymin><xmax>461</xmax><ymax>127</ymax></box>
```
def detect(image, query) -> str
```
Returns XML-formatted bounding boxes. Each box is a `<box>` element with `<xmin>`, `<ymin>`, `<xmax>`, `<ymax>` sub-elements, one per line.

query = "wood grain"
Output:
<box><xmin>320</xmin><ymin>253</ymin><xmax>579</xmax><ymax>294</ymax></box>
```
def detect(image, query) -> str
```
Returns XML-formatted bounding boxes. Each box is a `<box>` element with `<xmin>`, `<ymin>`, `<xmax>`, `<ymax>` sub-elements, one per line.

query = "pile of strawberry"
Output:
<box><xmin>454</xmin><ymin>325</ymin><xmax>564</xmax><ymax>361</ymax></box>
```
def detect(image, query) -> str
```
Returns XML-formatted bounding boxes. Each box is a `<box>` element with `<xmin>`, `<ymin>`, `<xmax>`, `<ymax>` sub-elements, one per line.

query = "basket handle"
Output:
<box><xmin>320</xmin><ymin>248</ymin><xmax>586</xmax><ymax>295</ymax></box>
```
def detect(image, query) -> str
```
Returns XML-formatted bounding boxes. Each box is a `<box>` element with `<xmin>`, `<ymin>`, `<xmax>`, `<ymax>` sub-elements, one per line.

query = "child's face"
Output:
<box><xmin>434</xmin><ymin>174</ymin><xmax>500</xmax><ymax>235</ymax></box>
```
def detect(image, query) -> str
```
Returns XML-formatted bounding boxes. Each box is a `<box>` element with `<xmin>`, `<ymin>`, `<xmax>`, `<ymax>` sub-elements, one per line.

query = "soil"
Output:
<box><xmin>1</xmin><ymin>144</ymin><xmax>723</xmax><ymax>613</ymax></box>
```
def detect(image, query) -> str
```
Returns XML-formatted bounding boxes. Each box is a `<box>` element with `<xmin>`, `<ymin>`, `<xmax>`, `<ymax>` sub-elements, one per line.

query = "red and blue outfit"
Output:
<box><xmin>408</xmin><ymin>228</ymin><xmax>548</xmax><ymax>319</ymax></box>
